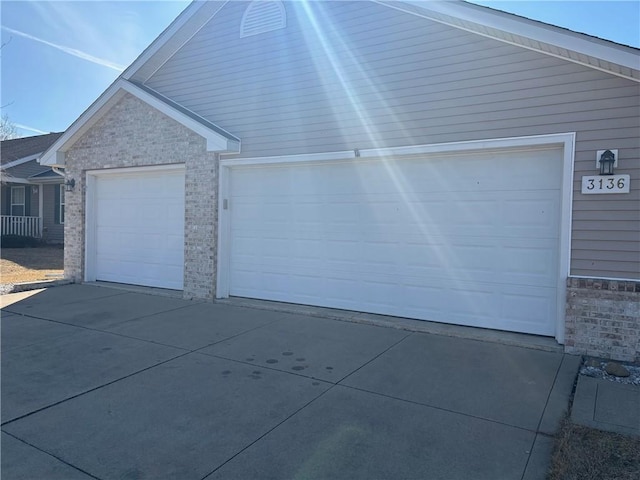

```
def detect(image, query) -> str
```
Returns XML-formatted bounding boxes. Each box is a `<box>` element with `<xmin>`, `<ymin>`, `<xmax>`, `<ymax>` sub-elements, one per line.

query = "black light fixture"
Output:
<box><xmin>598</xmin><ymin>150</ymin><xmax>616</xmax><ymax>175</ymax></box>
<box><xmin>65</xmin><ymin>178</ymin><xmax>76</xmax><ymax>192</ymax></box>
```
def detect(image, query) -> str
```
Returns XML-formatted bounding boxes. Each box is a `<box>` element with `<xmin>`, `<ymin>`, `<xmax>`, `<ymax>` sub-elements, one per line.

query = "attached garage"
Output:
<box><xmin>38</xmin><ymin>0</ymin><xmax>639</xmax><ymax>360</ymax></box>
<box><xmin>220</xmin><ymin>142</ymin><xmax>569</xmax><ymax>337</ymax></box>
<box><xmin>85</xmin><ymin>166</ymin><xmax>185</xmax><ymax>290</ymax></box>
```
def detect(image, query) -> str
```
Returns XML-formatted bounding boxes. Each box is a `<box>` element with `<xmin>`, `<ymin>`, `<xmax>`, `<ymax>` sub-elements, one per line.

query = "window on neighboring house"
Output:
<box><xmin>54</xmin><ymin>184</ymin><xmax>65</xmax><ymax>224</ymax></box>
<box><xmin>59</xmin><ymin>186</ymin><xmax>65</xmax><ymax>224</ymax></box>
<box><xmin>11</xmin><ymin>186</ymin><xmax>25</xmax><ymax>216</ymax></box>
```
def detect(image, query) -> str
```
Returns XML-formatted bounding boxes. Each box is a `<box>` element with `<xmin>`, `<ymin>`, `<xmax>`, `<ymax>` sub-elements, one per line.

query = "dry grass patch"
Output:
<box><xmin>0</xmin><ymin>246</ymin><xmax>64</xmax><ymax>284</ymax></box>
<box><xmin>548</xmin><ymin>418</ymin><xmax>640</xmax><ymax>480</ymax></box>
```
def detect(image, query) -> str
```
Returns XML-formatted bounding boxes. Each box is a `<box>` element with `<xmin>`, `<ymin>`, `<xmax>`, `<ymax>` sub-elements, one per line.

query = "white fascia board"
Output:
<box><xmin>381</xmin><ymin>1</ymin><xmax>639</xmax><ymax>72</ymax></box>
<box><xmin>39</xmin><ymin>83</ymin><xmax>127</xmax><ymax>167</ymax></box>
<box><xmin>40</xmin><ymin>79</ymin><xmax>239</xmax><ymax>167</ymax></box>
<box><xmin>1</xmin><ymin>153</ymin><xmax>42</xmax><ymax>170</ymax></box>
<box><xmin>120</xmin><ymin>1</ymin><xmax>208</xmax><ymax>81</ymax></box>
<box><xmin>37</xmin><ymin>151</ymin><xmax>60</xmax><ymax>166</ymax></box>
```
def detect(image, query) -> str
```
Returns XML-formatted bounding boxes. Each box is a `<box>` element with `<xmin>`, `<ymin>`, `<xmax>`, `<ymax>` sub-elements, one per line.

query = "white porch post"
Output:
<box><xmin>38</xmin><ymin>184</ymin><xmax>44</xmax><ymax>238</ymax></box>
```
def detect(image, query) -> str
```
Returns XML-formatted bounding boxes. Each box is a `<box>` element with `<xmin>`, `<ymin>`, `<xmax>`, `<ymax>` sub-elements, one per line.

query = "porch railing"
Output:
<box><xmin>1</xmin><ymin>216</ymin><xmax>43</xmax><ymax>238</ymax></box>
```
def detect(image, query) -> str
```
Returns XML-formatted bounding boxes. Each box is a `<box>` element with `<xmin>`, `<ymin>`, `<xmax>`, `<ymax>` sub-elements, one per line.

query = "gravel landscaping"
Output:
<box><xmin>580</xmin><ymin>358</ymin><xmax>640</xmax><ymax>386</ymax></box>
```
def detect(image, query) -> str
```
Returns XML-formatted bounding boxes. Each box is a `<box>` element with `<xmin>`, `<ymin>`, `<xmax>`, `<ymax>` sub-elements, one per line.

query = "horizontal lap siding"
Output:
<box><xmin>145</xmin><ymin>0</ymin><xmax>640</xmax><ymax>280</ymax></box>
<box><xmin>42</xmin><ymin>184</ymin><xmax>64</xmax><ymax>244</ymax></box>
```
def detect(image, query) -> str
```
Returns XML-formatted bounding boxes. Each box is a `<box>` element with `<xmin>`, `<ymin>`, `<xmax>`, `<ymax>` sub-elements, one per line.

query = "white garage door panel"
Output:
<box><xmin>94</xmin><ymin>170</ymin><xmax>184</xmax><ymax>290</ymax></box>
<box><xmin>229</xmin><ymin>149</ymin><xmax>562</xmax><ymax>335</ymax></box>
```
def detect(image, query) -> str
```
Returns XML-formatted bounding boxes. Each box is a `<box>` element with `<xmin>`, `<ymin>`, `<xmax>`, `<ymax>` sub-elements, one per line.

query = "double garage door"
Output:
<box><xmin>227</xmin><ymin>148</ymin><xmax>562</xmax><ymax>336</ymax></box>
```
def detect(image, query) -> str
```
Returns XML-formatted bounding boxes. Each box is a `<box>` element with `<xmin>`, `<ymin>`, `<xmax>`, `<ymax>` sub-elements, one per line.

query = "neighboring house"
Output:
<box><xmin>40</xmin><ymin>1</ymin><xmax>639</xmax><ymax>361</ymax></box>
<box><xmin>1</xmin><ymin>132</ymin><xmax>65</xmax><ymax>243</ymax></box>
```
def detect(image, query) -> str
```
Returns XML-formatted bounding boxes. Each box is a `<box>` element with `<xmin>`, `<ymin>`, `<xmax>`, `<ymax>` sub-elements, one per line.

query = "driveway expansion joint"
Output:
<box><xmin>3</xmin><ymin>285</ymin><xmax>578</xmax><ymax>479</ymax></box>
<box><xmin>1</xmin><ymin>430</ymin><xmax>103</xmax><ymax>480</ymax></box>
<box><xmin>336</xmin><ymin>383</ymin><xmax>542</xmax><ymax>435</ymax></box>
<box><xmin>1</xmin><ymin>349</ymin><xmax>191</xmax><ymax>427</ymax></box>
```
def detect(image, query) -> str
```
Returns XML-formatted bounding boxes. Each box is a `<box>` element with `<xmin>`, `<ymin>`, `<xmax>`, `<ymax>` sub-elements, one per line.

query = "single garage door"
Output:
<box><xmin>93</xmin><ymin>168</ymin><xmax>185</xmax><ymax>290</ymax></box>
<box><xmin>228</xmin><ymin>148</ymin><xmax>562</xmax><ymax>336</ymax></box>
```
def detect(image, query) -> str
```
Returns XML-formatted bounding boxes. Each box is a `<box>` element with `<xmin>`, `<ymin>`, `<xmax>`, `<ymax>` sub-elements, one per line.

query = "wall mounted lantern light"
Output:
<box><xmin>598</xmin><ymin>150</ymin><xmax>616</xmax><ymax>175</ymax></box>
<box><xmin>65</xmin><ymin>178</ymin><xmax>76</xmax><ymax>192</ymax></box>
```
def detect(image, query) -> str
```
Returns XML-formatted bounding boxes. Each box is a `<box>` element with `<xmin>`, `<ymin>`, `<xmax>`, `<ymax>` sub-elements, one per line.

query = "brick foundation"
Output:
<box><xmin>565</xmin><ymin>277</ymin><xmax>640</xmax><ymax>362</ymax></box>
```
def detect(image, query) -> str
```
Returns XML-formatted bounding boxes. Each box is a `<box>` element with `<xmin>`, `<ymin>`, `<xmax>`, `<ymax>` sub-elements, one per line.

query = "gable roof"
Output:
<box><xmin>1</xmin><ymin>132</ymin><xmax>63</xmax><ymax>167</ymax></box>
<box><xmin>124</xmin><ymin>0</ymin><xmax>638</xmax><ymax>85</ymax></box>
<box><xmin>40</xmin><ymin>0</ymin><xmax>639</xmax><ymax>166</ymax></box>
<box><xmin>39</xmin><ymin>78</ymin><xmax>240</xmax><ymax>167</ymax></box>
<box><xmin>40</xmin><ymin>79</ymin><xmax>240</xmax><ymax>166</ymax></box>
<box><xmin>1</xmin><ymin>158</ymin><xmax>64</xmax><ymax>184</ymax></box>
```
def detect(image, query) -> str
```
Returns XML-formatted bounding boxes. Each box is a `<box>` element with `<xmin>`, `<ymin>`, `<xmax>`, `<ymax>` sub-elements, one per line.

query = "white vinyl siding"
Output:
<box><xmin>146</xmin><ymin>0</ymin><xmax>639</xmax><ymax>280</ymax></box>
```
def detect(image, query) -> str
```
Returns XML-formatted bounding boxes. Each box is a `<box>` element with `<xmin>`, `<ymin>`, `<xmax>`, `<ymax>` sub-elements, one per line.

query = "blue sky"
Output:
<box><xmin>1</xmin><ymin>0</ymin><xmax>639</xmax><ymax>138</ymax></box>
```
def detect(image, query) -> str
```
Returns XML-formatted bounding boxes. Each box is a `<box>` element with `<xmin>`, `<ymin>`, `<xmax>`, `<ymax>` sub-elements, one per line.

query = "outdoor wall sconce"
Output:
<box><xmin>65</xmin><ymin>178</ymin><xmax>76</xmax><ymax>192</ymax></box>
<box><xmin>599</xmin><ymin>150</ymin><xmax>616</xmax><ymax>175</ymax></box>
<box><xmin>582</xmin><ymin>149</ymin><xmax>629</xmax><ymax>194</ymax></box>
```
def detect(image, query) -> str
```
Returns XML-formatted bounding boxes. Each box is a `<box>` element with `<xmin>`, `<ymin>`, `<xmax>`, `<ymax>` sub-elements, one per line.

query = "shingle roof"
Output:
<box><xmin>5</xmin><ymin>159</ymin><xmax>52</xmax><ymax>179</ymax></box>
<box><xmin>1</xmin><ymin>132</ymin><xmax>64</xmax><ymax>165</ymax></box>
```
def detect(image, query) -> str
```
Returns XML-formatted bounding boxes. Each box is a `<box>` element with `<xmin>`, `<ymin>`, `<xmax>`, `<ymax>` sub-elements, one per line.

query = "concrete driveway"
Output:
<box><xmin>1</xmin><ymin>284</ymin><xmax>580</xmax><ymax>480</ymax></box>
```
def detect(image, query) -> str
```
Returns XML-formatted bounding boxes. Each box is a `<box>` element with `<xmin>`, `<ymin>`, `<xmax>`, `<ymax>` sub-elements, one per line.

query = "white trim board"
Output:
<box><xmin>1</xmin><ymin>153</ymin><xmax>43</xmax><ymax>170</ymax></box>
<box><xmin>220</xmin><ymin>133</ymin><xmax>576</xmax><ymax>166</ymax></box>
<box><xmin>40</xmin><ymin>79</ymin><xmax>239</xmax><ymax>167</ymax></box>
<box><xmin>217</xmin><ymin>132</ymin><xmax>575</xmax><ymax>344</ymax></box>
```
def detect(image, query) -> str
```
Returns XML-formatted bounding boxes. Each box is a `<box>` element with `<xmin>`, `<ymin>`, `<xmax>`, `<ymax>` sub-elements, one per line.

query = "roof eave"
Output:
<box><xmin>1</xmin><ymin>153</ymin><xmax>43</xmax><ymax>170</ymax></box>
<box><xmin>40</xmin><ymin>79</ymin><xmax>240</xmax><ymax>167</ymax></box>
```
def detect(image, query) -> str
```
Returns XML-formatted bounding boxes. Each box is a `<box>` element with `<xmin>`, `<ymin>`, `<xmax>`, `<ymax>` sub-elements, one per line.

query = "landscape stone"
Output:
<box><xmin>605</xmin><ymin>362</ymin><xmax>630</xmax><ymax>377</ymax></box>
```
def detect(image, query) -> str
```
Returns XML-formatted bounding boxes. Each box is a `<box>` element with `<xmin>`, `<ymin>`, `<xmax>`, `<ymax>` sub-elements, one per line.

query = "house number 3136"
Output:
<box><xmin>581</xmin><ymin>174</ymin><xmax>630</xmax><ymax>194</ymax></box>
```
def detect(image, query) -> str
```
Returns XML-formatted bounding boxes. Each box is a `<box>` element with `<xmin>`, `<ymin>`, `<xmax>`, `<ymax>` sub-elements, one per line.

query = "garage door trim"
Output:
<box><xmin>85</xmin><ymin>163</ymin><xmax>186</xmax><ymax>288</ymax></box>
<box><xmin>217</xmin><ymin>133</ymin><xmax>575</xmax><ymax>343</ymax></box>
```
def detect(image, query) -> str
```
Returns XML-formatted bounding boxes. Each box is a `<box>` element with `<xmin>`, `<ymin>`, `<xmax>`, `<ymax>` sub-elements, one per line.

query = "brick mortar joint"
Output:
<box><xmin>567</xmin><ymin>277</ymin><xmax>640</xmax><ymax>293</ymax></box>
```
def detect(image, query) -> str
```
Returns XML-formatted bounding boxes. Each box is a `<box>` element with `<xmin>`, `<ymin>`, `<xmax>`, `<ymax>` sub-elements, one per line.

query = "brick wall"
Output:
<box><xmin>565</xmin><ymin>277</ymin><xmax>640</xmax><ymax>362</ymax></box>
<box><xmin>64</xmin><ymin>93</ymin><xmax>218</xmax><ymax>299</ymax></box>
